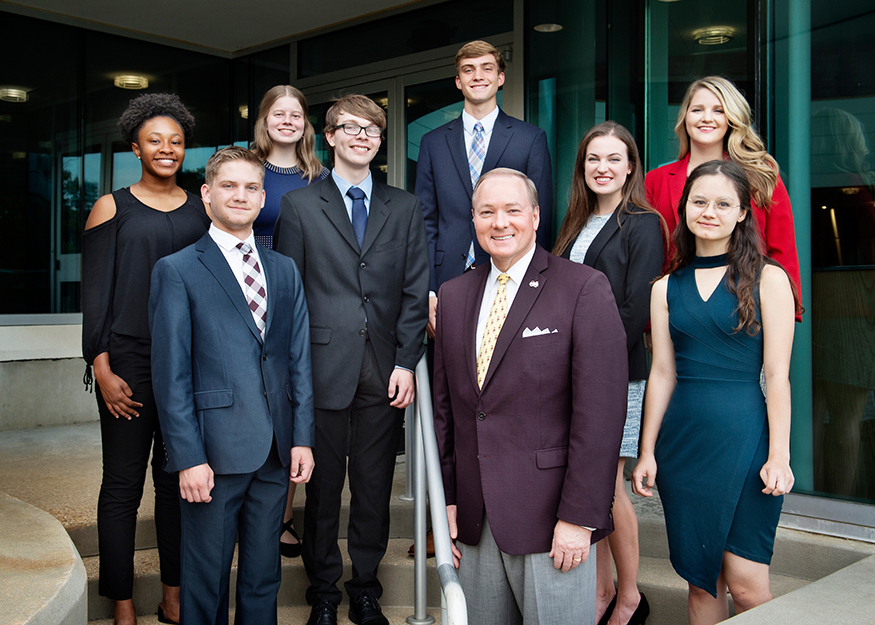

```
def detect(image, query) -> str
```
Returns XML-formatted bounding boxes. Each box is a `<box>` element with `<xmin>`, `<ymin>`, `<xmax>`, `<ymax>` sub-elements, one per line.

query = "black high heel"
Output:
<box><xmin>157</xmin><ymin>605</ymin><xmax>178</xmax><ymax>624</ymax></box>
<box><xmin>280</xmin><ymin>517</ymin><xmax>302</xmax><ymax>558</ymax></box>
<box><xmin>598</xmin><ymin>595</ymin><xmax>617</xmax><ymax>625</ymax></box>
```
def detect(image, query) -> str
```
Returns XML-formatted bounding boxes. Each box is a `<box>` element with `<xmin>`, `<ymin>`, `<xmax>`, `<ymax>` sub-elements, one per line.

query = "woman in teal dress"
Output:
<box><xmin>632</xmin><ymin>160</ymin><xmax>799</xmax><ymax>624</ymax></box>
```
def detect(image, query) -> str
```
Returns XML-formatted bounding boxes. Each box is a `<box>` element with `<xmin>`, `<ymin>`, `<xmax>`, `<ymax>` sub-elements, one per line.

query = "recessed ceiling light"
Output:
<box><xmin>693</xmin><ymin>27</ymin><xmax>735</xmax><ymax>45</ymax></box>
<box><xmin>0</xmin><ymin>87</ymin><xmax>28</xmax><ymax>103</ymax></box>
<box><xmin>114</xmin><ymin>75</ymin><xmax>149</xmax><ymax>90</ymax></box>
<box><xmin>239</xmin><ymin>105</ymin><xmax>249</xmax><ymax>120</ymax></box>
<box><xmin>534</xmin><ymin>23</ymin><xmax>563</xmax><ymax>33</ymax></box>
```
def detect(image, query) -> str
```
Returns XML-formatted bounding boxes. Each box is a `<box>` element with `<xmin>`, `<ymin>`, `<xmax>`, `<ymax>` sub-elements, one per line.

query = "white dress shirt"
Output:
<box><xmin>475</xmin><ymin>242</ymin><xmax>537</xmax><ymax>353</ymax></box>
<box><xmin>209</xmin><ymin>224</ymin><xmax>267</xmax><ymax>302</ymax></box>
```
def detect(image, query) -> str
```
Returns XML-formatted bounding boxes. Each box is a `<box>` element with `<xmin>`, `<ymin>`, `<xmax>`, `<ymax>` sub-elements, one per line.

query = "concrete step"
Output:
<box><xmin>89</xmin><ymin>605</ymin><xmax>442</xmax><ymax>625</ymax></box>
<box><xmin>83</xmin><ymin>538</ymin><xmax>438</xmax><ymax>621</ymax></box>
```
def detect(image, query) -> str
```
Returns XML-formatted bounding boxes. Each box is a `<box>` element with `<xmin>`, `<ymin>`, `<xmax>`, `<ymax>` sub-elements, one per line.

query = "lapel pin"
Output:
<box><xmin>529</xmin><ymin>280</ymin><xmax>539</xmax><ymax>288</ymax></box>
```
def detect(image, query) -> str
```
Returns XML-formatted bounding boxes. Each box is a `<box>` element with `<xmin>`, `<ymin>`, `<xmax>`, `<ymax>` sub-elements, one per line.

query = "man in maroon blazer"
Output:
<box><xmin>433</xmin><ymin>168</ymin><xmax>629</xmax><ymax>624</ymax></box>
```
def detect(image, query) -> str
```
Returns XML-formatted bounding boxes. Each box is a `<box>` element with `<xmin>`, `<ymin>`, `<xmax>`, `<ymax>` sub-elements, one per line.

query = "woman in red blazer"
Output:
<box><xmin>645</xmin><ymin>76</ymin><xmax>801</xmax><ymax>302</ymax></box>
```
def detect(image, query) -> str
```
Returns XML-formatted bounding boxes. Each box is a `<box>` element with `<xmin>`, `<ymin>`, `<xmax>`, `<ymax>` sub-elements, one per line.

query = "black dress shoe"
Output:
<box><xmin>348</xmin><ymin>590</ymin><xmax>389</xmax><ymax>625</ymax></box>
<box><xmin>280</xmin><ymin>517</ymin><xmax>301</xmax><ymax>558</ymax></box>
<box><xmin>307</xmin><ymin>599</ymin><xmax>337</xmax><ymax>625</ymax></box>
<box><xmin>597</xmin><ymin>595</ymin><xmax>617</xmax><ymax>625</ymax></box>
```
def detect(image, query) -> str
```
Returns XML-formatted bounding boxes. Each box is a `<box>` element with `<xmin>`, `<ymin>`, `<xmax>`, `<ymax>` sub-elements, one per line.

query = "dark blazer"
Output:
<box><xmin>415</xmin><ymin>108</ymin><xmax>554</xmax><ymax>292</ymax></box>
<box><xmin>273</xmin><ymin>176</ymin><xmax>429</xmax><ymax>411</ymax></box>
<box><xmin>559</xmin><ymin>208</ymin><xmax>664</xmax><ymax>380</ymax></box>
<box><xmin>433</xmin><ymin>246</ymin><xmax>628</xmax><ymax>555</ymax></box>
<box><xmin>149</xmin><ymin>232</ymin><xmax>315</xmax><ymax>475</ymax></box>
<box><xmin>645</xmin><ymin>154</ymin><xmax>802</xmax><ymax>300</ymax></box>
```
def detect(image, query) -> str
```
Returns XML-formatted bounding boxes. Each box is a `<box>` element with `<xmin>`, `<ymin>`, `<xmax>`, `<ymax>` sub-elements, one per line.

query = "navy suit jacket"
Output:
<box><xmin>149</xmin><ymin>232</ymin><xmax>315</xmax><ymax>475</ymax></box>
<box><xmin>433</xmin><ymin>246</ymin><xmax>628</xmax><ymax>554</ymax></box>
<box><xmin>273</xmin><ymin>177</ymin><xmax>429</xmax><ymax>411</ymax></box>
<box><xmin>415</xmin><ymin>108</ymin><xmax>553</xmax><ymax>292</ymax></box>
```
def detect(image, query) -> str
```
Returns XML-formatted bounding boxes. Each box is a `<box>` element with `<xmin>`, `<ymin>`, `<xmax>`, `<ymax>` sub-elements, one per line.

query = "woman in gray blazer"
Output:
<box><xmin>554</xmin><ymin>121</ymin><xmax>666</xmax><ymax>625</ymax></box>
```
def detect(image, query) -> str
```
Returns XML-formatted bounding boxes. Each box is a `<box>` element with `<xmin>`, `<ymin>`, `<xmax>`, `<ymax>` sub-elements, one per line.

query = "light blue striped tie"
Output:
<box><xmin>468</xmin><ymin>122</ymin><xmax>485</xmax><ymax>188</ymax></box>
<box><xmin>466</xmin><ymin>122</ymin><xmax>485</xmax><ymax>269</ymax></box>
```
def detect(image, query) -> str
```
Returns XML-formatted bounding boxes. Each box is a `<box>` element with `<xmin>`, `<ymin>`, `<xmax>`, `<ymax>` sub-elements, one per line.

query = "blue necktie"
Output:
<box><xmin>347</xmin><ymin>186</ymin><xmax>367</xmax><ymax>249</ymax></box>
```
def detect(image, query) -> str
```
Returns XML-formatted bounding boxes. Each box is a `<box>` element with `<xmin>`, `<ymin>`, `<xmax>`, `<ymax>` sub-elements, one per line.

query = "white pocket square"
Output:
<box><xmin>522</xmin><ymin>326</ymin><xmax>554</xmax><ymax>338</ymax></box>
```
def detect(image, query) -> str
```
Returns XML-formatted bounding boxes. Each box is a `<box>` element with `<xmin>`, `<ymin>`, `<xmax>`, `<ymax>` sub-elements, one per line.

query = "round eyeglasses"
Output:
<box><xmin>686</xmin><ymin>198</ymin><xmax>741</xmax><ymax>214</ymax></box>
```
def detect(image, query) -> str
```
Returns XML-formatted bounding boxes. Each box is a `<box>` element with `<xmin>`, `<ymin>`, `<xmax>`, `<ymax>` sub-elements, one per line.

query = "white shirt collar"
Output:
<box><xmin>488</xmin><ymin>240</ymin><xmax>537</xmax><ymax>287</ymax></box>
<box><xmin>462</xmin><ymin>106</ymin><xmax>500</xmax><ymax>137</ymax></box>
<box><xmin>209</xmin><ymin>223</ymin><xmax>257</xmax><ymax>253</ymax></box>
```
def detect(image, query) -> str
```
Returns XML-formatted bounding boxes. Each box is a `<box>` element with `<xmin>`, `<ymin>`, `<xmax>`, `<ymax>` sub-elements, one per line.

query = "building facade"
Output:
<box><xmin>0</xmin><ymin>0</ymin><xmax>872</xmax><ymax>538</ymax></box>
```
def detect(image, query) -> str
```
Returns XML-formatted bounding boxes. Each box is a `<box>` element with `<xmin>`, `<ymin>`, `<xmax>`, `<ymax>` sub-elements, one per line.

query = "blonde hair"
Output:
<box><xmin>455</xmin><ymin>40</ymin><xmax>506</xmax><ymax>75</ymax></box>
<box><xmin>675</xmin><ymin>76</ymin><xmax>779</xmax><ymax>209</ymax></box>
<box><xmin>205</xmin><ymin>146</ymin><xmax>264</xmax><ymax>187</ymax></box>
<box><xmin>250</xmin><ymin>85</ymin><xmax>324</xmax><ymax>182</ymax></box>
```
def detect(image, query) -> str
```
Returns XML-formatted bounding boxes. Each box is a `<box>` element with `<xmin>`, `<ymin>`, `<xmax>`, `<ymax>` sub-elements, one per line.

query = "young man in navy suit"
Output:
<box><xmin>274</xmin><ymin>95</ymin><xmax>429</xmax><ymax>625</ymax></box>
<box><xmin>150</xmin><ymin>146</ymin><xmax>315</xmax><ymax>625</ymax></box>
<box><xmin>415</xmin><ymin>40</ymin><xmax>554</xmax><ymax>338</ymax></box>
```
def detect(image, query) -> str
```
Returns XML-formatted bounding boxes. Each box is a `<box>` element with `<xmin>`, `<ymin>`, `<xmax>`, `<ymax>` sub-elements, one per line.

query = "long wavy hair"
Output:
<box><xmin>673</xmin><ymin>160</ymin><xmax>800</xmax><ymax>334</ymax></box>
<box><xmin>554</xmin><ymin>121</ymin><xmax>666</xmax><ymax>256</ymax></box>
<box><xmin>250</xmin><ymin>85</ymin><xmax>324</xmax><ymax>182</ymax></box>
<box><xmin>675</xmin><ymin>76</ymin><xmax>779</xmax><ymax>209</ymax></box>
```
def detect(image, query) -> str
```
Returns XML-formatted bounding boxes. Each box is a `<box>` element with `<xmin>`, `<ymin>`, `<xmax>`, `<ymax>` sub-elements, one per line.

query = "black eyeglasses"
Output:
<box><xmin>334</xmin><ymin>123</ymin><xmax>382</xmax><ymax>138</ymax></box>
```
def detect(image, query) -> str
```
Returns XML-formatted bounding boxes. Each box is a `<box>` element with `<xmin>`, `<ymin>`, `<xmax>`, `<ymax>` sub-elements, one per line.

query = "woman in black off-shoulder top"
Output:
<box><xmin>81</xmin><ymin>93</ymin><xmax>209</xmax><ymax>625</ymax></box>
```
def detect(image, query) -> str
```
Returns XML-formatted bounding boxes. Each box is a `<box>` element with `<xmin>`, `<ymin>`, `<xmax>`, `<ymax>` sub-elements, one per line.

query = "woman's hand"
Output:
<box><xmin>93</xmin><ymin>352</ymin><xmax>142</xmax><ymax>419</ymax></box>
<box><xmin>632</xmin><ymin>453</ymin><xmax>657</xmax><ymax>497</ymax></box>
<box><xmin>760</xmin><ymin>456</ymin><xmax>794</xmax><ymax>496</ymax></box>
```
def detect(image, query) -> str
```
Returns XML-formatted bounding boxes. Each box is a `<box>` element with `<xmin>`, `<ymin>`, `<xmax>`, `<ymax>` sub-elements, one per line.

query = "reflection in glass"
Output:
<box><xmin>810</xmin><ymin>107</ymin><xmax>875</xmax><ymax>501</ymax></box>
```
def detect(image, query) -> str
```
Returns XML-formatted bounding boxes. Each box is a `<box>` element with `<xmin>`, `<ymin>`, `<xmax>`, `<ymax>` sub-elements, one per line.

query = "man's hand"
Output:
<box><xmin>179</xmin><ymin>463</ymin><xmax>215</xmax><ymax>503</ymax></box>
<box><xmin>446</xmin><ymin>505</ymin><xmax>463</xmax><ymax>568</ymax></box>
<box><xmin>427</xmin><ymin>295</ymin><xmax>438</xmax><ymax>339</ymax></box>
<box><xmin>388</xmin><ymin>368</ymin><xmax>415</xmax><ymax>408</ymax></box>
<box><xmin>290</xmin><ymin>446</ymin><xmax>315</xmax><ymax>484</ymax></box>
<box><xmin>548</xmin><ymin>520</ymin><xmax>591</xmax><ymax>572</ymax></box>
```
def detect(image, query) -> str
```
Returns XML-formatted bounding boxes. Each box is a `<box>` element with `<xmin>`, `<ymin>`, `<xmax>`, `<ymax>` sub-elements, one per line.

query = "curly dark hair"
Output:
<box><xmin>117</xmin><ymin>93</ymin><xmax>195</xmax><ymax>145</ymax></box>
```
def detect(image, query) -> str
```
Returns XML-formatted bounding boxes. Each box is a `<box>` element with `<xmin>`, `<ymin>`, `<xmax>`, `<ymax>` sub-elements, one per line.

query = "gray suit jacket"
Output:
<box><xmin>273</xmin><ymin>176</ymin><xmax>429</xmax><ymax>410</ymax></box>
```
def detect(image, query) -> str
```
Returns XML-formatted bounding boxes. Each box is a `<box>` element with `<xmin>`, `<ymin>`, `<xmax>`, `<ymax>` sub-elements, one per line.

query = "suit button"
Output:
<box><xmin>360</xmin><ymin>262</ymin><xmax>367</xmax><ymax>269</ymax></box>
<box><xmin>478</xmin><ymin>412</ymin><xmax>486</xmax><ymax>421</ymax></box>
<box><xmin>363</xmin><ymin>295</ymin><xmax>370</xmax><ymax>303</ymax></box>
<box><xmin>263</xmin><ymin>392</ymin><xmax>268</xmax><ymax>398</ymax></box>
<box><xmin>359</xmin><ymin>329</ymin><xmax>366</xmax><ymax>337</ymax></box>
<box><xmin>262</xmin><ymin>355</ymin><xmax>268</xmax><ymax>361</ymax></box>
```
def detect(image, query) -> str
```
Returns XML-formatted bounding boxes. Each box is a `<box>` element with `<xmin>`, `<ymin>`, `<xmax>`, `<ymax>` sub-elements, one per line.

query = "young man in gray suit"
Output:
<box><xmin>274</xmin><ymin>94</ymin><xmax>429</xmax><ymax>625</ymax></box>
<box><xmin>150</xmin><ymin>146</ymin><xmax>315</xmax><ymax>624</ymax></box>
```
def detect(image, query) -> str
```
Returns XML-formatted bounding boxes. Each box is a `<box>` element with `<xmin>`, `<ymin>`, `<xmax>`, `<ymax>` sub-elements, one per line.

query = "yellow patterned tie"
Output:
<box><xmin>477</xmin><ymin>273</ymin><xmax>510</xmax><ymax>388</ymax></box>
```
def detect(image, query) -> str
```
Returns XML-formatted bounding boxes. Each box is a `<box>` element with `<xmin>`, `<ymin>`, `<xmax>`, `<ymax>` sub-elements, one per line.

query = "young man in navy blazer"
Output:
<box><xmin>150</xmin><ymin>146</ymin><xmax>315</xmax><ymax>625</ymax></box>
<box><xmin>415</xmin><ymin>40</ymin><xmax>554</xmax><ymax>338</ymax></box>
<box><xmin>274</xmin><ymin>95</ymin><xmax>429</xmax><ymax>625</ymax></box>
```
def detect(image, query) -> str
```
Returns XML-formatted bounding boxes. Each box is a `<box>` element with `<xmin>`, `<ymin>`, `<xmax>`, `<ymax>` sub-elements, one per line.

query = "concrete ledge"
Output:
<box><xmin>0</xmin><ymin>324</ymin><xmax>82</xmax><ymax>362</ymax></box>
<box><xmin>0</xmin><ymin>359</ymin><xmax>98</xmax><ymax>431</ymax></box>
<box><xmin>0</xmin><ymin>493</ymin><xmax>86</xmax><ymax>625</ymax></box>
<box><xmin>726</xmin><ymin>554</ymin><xmax>875</xmax><ymax>624</ymax></box>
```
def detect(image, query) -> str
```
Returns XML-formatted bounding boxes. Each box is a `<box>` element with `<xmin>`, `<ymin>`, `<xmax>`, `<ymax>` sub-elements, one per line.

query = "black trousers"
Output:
<box><xmin>302</xmin><ymin>342</ymin><xmax>405</xmax><ymax>605</ymax></box>
<box><xmin>96</xmin><ymin>379</ymin><xmax>181</xmax><ymax>599</ymax></box>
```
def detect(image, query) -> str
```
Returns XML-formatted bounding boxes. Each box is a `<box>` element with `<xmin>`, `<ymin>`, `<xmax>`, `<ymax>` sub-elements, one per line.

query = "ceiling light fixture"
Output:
<box><xmin>693</xmin><ymin>27</ymin><xmax>735</xmax><ymax>45</ymax></box>
<box><xmin>114</xmin><ymin>75</ymin><xmax>149</xmax><ymax>90</ymax></box>
<box><xmin>534</xmin><ymin>23</ymin><xmax>563</xmax><ymax>33</ymax></box>
<box><xmin>239</xmin><ymin>105</ymin><xmax>249</xmax><ymax>120</ymax></box>
<box><xmin>0</xmin><ymin>87</ymin><xmax>28</xmax><ymax>103</ymax></box>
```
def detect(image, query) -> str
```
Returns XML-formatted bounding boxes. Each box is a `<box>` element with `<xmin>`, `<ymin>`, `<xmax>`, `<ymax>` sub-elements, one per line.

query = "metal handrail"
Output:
<box><xmin>407</xmin><ymin>354</ymin><xmax>467</xmax><ymax>625</ymax></box>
